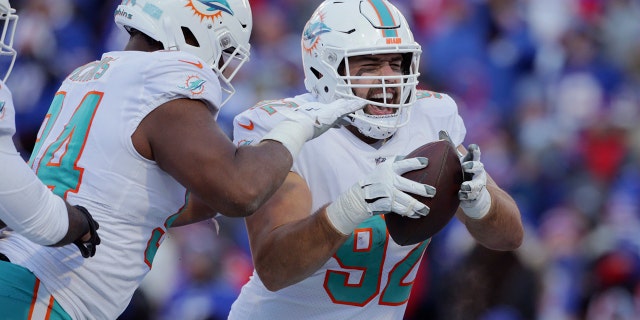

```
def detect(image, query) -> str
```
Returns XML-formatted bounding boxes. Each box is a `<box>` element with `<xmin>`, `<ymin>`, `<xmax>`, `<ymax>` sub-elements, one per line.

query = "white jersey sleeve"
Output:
<box><xmin>0</xmin><ymin>151</ymin><xmax>69</xmax><ymax>246</ymax></box>
<box><xmin>0</xmin><ymin>83</ymin><xmax>70</xmax><ymax>246</ymax></box>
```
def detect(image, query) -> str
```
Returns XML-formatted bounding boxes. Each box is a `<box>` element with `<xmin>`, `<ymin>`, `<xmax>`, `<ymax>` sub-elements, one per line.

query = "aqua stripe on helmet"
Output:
<box><xmin>367</xmin><ymin>0</ymin><xmax>398</xmax><ymax>38</ymax></box>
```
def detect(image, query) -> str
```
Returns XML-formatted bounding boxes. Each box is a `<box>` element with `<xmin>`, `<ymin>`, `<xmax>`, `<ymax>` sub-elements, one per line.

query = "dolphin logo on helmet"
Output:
<box><xmin>302</xmin><ymin>14</ymin><xmax>331</xmax><ymax>55</ymax></box>
<box><xmin>198</xmin><ymin>0</ymin><xmax>233</xmax><ymax>14</ymax></box>
<box><xmin>187</xmin><ymin>0</ymin><xmax>234</xmax><ymax>20</ymax></box>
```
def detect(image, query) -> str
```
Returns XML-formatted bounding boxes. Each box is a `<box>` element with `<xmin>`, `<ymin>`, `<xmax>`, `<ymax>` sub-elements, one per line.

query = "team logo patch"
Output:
<box><xmin>302</xmin><ymin>11</ymin><xmax>331</xmax><ymax>55</ymax></box>
<box><xmin>185</xmin><ymin>0</ymin><xmax>233</xmax><ymax>21</ymax></box>
<box><xmin>179</xmin><ymin>75</ymin><xmax>206</xmax><ymax>95</ymax></box>
<box><xmin>375</xmin><ymin>157</ymin><xmax>387</xmax><ymax>165</ymax></box>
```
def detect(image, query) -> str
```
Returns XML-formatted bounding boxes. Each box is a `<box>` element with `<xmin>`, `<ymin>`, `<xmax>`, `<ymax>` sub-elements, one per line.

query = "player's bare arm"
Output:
<box><xmin>246</xmin><ymin>157</ymin><xmax>433</xmax><ymax>292</ymax></box>
<box><xmin>133</xmin><ymin>98</ymin><xmax>293</xmax><ymax>219</ymax></box>
<box><xmin>245</xmin><ymin>172</ymin><xmax>349</xmax><ymax>291</ymax></box>
<box><xmin>454</xmin><ymin>144</ymin><xmax>524</xmax><ymax>250</ymax></box>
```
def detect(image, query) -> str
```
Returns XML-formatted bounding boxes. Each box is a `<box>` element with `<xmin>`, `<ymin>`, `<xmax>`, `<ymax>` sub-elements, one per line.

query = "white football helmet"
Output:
<box><xmin>301</xmin><ymin>0</ymin><xmax>421</xmax><ymax>139</ymax></box>
<box><xmin>0</xmin><ymin>0</ymin><xmax>17</xmax><ymax>83</ymax></box>
<box><xmin>115</xmin><ymin>0</ymin><xmax>252</xmax><ymax>107</ymax></box>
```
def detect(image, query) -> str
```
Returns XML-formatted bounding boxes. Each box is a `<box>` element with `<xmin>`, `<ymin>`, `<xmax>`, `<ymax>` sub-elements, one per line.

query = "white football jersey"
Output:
<box><xmin>0</xmin><ymin>50</ymin><xmax>221</xmax><ymax>319</ymax></box>
<box><xmin>230</xmin><ymin>91</ymin><xmax>466</xmax><ymax>320</ymax></box>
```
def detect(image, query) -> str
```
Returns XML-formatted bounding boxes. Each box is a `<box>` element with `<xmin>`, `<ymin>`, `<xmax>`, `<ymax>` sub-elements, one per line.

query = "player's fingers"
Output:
<box><xmin>362</xmin><ymin>183</ymin><xmax>386</xmax><ymax>200</ymax></box>
<box><xmin>393</xmin><ymin>157</ymin><xmax>428</xmax><ymax>175</ymax></box>
<box><xmin>394</xmin><ymin>155</ymin><xmax>406</xmax><ymax>162</ymax></box>
<box><xmin>392</xmin><ymin>191</ymin><xmax>429</xmax><ymax>217</ymax></box>
<box><xmin>459</xmin><ymin>185</ymin><xmax>474</xmax><ymax>200</ymax></box>
<box><xmin>459</xmin><ymin>187</ymin><xmax>472</xmax><ymax>200</ymax></box>
<box><xmin>462</xmin><ymin>160</ymin><xmax>484</xmax><ymax>174</ymax></box>
<box><xmin>438</xmin><ymin>130</ymin><xmax>455</xmax><ymax>147</ymax></box>
<box><xmin>395</xmin><ymin>176</ymin><xmax>436</xmax><ymax>198</ymax></box>
<box><xmin>459</xmin><ymin>181</ymin><xmax>484</xmax><ymax>200</ymax></box>
<box><xmin>369</xmin><ymin>197</ymin><xmax>392</xmax><ymax>215</ymax></box>
<box><xmin>467</xmin><ymin>144</ymin><xmax>481</xmax><ymax>161</ymax></box>
<box><xmin>336</xmin><ymin>98</ymin><xmax>367</xmax><ymax>114</ymax></box>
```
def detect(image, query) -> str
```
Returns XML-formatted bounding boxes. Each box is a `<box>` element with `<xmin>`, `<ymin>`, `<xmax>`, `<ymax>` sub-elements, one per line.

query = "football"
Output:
<box><xmin>385</xmin><ymin>139</ymin><xmax>464</xmax><ymax>246</ymax></box>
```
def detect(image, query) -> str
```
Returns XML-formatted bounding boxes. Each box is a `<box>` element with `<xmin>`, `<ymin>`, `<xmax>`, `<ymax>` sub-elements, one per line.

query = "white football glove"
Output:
<box><xmin>326</xmin><ymin>156</ymin><xmax>436</xmax><ymax>235</ymax></box>
<box><xmin>458</xmin><ymin>144</ymin><xmax>491</xmax><ymax>219</ymax></box>
<box><xmin>261</xmin><ymin>99</ymin><xmax>365</xmax><ymax>158</ymax></box>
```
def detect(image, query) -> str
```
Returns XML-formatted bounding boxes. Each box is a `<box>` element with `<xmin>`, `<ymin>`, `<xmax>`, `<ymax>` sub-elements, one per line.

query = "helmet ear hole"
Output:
<box><xmin>310</xmin><ymin>66</ymin><xmax>322</xmax><ymax>80</ymax></box>
<box><xmin>181</xmin><ymin>27</ymin><xmax>200</xmax><ymax>47</ymax></box>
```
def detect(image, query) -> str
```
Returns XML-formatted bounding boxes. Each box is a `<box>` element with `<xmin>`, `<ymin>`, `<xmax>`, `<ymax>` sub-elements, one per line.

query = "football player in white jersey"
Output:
<box><xmin>0</xmin><ymin>0</ymin><xmax>100</xmax><ymax>257</ymax></box>
<box><xmin>0</xmin><ymin>0</ymin><xmax>364</xmax><ymax>319</ymax></box>
<box><xmin>229</xmin><ymin>0</ymin><xmax>524</xmax><ymax>319</ymax></box>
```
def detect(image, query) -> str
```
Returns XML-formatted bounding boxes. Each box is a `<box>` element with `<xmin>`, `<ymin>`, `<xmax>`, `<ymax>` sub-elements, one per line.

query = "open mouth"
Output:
<box><xmin>367</xmin><ymin>91</ymin><xmax>397</xmax><ymax>115</ymax></box>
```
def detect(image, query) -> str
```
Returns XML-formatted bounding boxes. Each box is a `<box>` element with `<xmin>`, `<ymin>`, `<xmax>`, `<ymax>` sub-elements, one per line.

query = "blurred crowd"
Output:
<box><xmin>8</xmin><ymin>0</ymin><xmax>640</xmax><ymax>319</ymax></box>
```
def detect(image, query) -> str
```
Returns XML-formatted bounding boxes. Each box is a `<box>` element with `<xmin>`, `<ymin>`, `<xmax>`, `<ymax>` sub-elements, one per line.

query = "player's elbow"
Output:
<box><xmin>259</xmin><ymin>276</ymin><xmax>286</xmax><ymax>292</ymax></box>
<box><xmin>254</xmin><ymin>253</ymin><xmax>299</xmax><ymax>292</ymax></box>
<box><xmin>216</xmin><ymin>186</ymin><xmax>267</xmax><ymax>218</ymax></box>
<box><xmin>485</xmin><ymin>226</ymin><xmax>524</xmax><ymax>251</ymax></box>
<box><xmin>506</xmin><ymin>227</ymin><xmax>524</xmax><ymax>250</ymax></box>
<box><xmin>220</xmin><ymin>197</ymin><xmax>261</xmax><ymax>218</ymax></box>
<box><xmin>195</xmin><ymin>192</ymin><xmax>261</xmax><ymax>219</ymax></box>
<box><xmin>502</xmin><ymin>219</ymin><xmax>524</xmax><ymax>250</ymax></box>
<box><xmin>255</xmin><ymin>265</ymin><xmax>289</xmax><ymax>292</ymax></box>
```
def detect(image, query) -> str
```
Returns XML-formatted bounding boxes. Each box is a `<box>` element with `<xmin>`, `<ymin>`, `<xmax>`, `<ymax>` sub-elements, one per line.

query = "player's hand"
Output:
<box><xmin>262</xmin><ymin>99</ymin><xmax>365</xmax><ymax>158</ymax></box>
<box><xmin>356</xmin><ymin>156</ymin><xmax>435</xmax><ymax>217</ymax></box>
<box><xmin>325</xmin><ymin>157</ymin><xmax>436</xmax><ymax>235</ymax></box>
<box><xmin>458</xmin><ymin>144</ymin><xmax>491</xmax><ymax>219</ymax></box>
<box><xmin>72</xmin><ymin>205</ymin><xmax>101</xmax><ymax>258</ymax></box>
<box><xmin>281</xmin><ymin>99</ymin><xmax>366</xmax><ymax>139</ymax></box>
